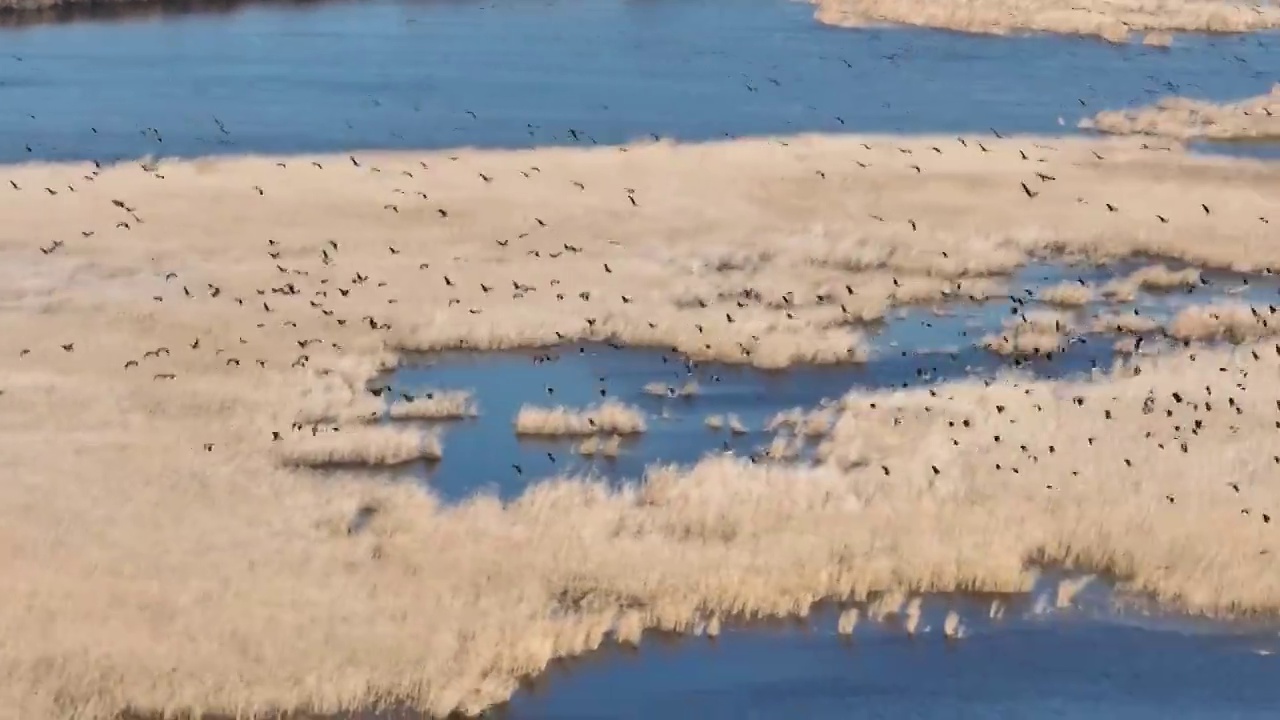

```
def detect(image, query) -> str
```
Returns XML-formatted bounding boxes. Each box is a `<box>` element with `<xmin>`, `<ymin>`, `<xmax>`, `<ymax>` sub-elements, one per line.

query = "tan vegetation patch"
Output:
<box><xmin>1102</xmin><ymin>264</ymin><xmax>1201</xmax><ymax>301</ymax></box>
<box><xmin>983</xmin><ymin>311</ymin><xmax>1074</xmax><ymax>356</ymax></box>
<box><xmin>813</xmin><ymin>0</ymin><xmax>1280</xmax><ymax>42</ymax></box>
<box><xmin>387</xmin><ymin>390</ymin><xmax>477</xmax><ymax>420</ymax></box>
<box><xmin>1168</xmin><ymin>303</ymin><xmax>1280</xmax><ymax>343</ymax></box>
<box><xmin>1037</xmin><ymin>281</ymin><xmax>1094</xmax><ymax>306</ymax></box>
<box><xmin>1092</xmin><ymin>312</ymin><xmax>1161</xmax><ymax>335</ymax></box>
<box><xmin>515</xmin><ymin>401</ymin><xmax>647</xmax><ymax>436</ymax></box>
<box><xmin>1083</xmin><ymin>84</ymin><xmax>1280</xmax><ymax>140</ymax></box>
<box><xmin>276</xmin><ymin>426</ymin><xmax>442</xmax><ymax>466</ymax></box>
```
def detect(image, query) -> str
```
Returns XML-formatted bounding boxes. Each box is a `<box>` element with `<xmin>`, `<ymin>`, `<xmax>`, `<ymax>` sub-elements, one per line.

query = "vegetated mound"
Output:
<box><xmin>1082</xmin><ymin>84</ymin><xmax>1280</xmax><ymax>140</ymax></box>
<box><xmin>812</xmin><ymin>0</ymin><xmax>1280</xmax><ymax>43</ymax></box>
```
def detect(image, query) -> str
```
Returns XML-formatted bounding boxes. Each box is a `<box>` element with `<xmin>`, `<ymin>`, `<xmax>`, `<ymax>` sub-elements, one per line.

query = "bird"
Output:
<box><xmin>60</xmin><ymin>343</ymin><xmax>74</xmax><ymax>352</ymax></box>
<box><xmin>1021</xmin><ymin>182</ymin><xmax>1039</xmax><ymax>198</ymax></box>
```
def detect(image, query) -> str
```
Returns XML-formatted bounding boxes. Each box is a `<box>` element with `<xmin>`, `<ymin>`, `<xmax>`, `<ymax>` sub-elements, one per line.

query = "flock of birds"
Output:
<box><xmin>1</xmin><ymin>11</ymin><xmax>1276</xmax><ymax>518</ymax></box>
<box><xmin>8</xmin><ymin>121</ymin><xmax>1279</xmax><ymax>484</ymax></box>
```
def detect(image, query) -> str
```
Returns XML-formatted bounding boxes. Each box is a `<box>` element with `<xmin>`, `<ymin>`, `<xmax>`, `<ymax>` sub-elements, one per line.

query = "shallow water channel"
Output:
<box><xmin>381</xmin><ymin>259</ymin><xmax>1280</xmax><ymax>501</ymax></box>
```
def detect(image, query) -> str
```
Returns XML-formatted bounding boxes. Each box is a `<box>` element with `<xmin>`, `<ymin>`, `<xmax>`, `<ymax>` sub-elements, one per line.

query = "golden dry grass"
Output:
<box><xmin>813</xmin><ymin>0</ymin><xmax>1280</xmax><ymax>42</ymax></box>
<box><xmin>387</xmin><ymin>390</ymin><xmax>477</xmax><ymax>420</ymax></box>
<box><xmin>276</xmin><ymin>425</ymin><xmax>442</xmax><ymax>466</ymax></box>
<box><xmin>1037</xmin><ymin>280</ymin><xmax>1094</xmax><ymax>306</ymax></box>
<box><xmin>982</xmin><ymin>311</ymin><xmax>1074</xmax><ymax>356</ymax></box>
<box><xmin>1092</xmin><ymin>311</ymin><xmax>1161</xmax><ymax>335</ymax></box>
<box><xmin>1</xmin><ymin>133</ymin><xmax>1279</xmax><ymax>719</ymax></box>
<box><xmin>1101</xmin><ymin>264</ymin><xmax>1201</xmax><ymax>301</ymax></box>
<box><xmin>768</xmin><ymin>406</ymin><xmax>837</xmax><ymax>436</ymax></box>
<box><xmin>1083</xmin><ymin>84</ymin><xmax>1280</xmax><ymax>140</ymax></box>
<box><xmin>1167</xmin><ymin>303</ymin><xmax>1280</xmax><ymax>342</ymax></box>
<box><xmin>514</xmin><ymin>401</ymin><xmax>647</xmax><ymax>436</ymax></box>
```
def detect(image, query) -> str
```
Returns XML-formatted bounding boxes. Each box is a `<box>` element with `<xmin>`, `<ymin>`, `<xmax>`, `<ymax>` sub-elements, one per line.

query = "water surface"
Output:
<box><xmin>0</xmin><ymin>0</ymin><xmax>1276</xmax><ymax>162</ymax></box>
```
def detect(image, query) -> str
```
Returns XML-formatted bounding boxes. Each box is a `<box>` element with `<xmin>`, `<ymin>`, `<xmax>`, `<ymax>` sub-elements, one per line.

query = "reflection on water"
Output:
<box><xmin>0</xmin><ymin>0</ymin><xmax>1277</xmax><ymax>162</ymax></box>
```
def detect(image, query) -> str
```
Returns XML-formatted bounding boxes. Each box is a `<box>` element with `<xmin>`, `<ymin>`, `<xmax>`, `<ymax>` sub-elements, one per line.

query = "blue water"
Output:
<box><xmin>509</xmin><ymin>615</ymin><xmax>1280</xmax><ymax>720</ymax></box>
<box><xmin>0</xmin><ymin>0</ymin><xmax>1276</xmax><ymax>162</ymax></box>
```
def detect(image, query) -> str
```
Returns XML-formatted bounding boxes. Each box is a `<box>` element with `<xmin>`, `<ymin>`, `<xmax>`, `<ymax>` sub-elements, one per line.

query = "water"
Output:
<box><xmin>507</xmin><ymin>610</ymin><xmax>1280</xmax><ymax>720</ymax></box>
<box><xmin>0</xmin><ymin>0</ymin><xmax>1276</xmax><ymax>162</ymax></box>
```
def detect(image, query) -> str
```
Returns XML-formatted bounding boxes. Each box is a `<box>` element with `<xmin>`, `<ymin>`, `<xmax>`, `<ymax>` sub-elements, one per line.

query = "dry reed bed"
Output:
<box><xmin>982</xmin><ymin>310</ymin><xmax>1074</xmax><ymax>356</ymax></box>
<box><xmin>1083</xmin><ymin>84</ymin><xmax>1280</xmax><ymax>140</ymax></box>
<box><xmin>387</xmin><ymin>390</ymin><xmax>478</xmax><ymax>420</ymax></box>
<box><xmin>813</xmin><ymin>0</ymin><xmax>1280</xmax><ymax>42</ymax></box>
<box><xmin>1</xmin><ymin>134</ymin><xmax>1279</xmax><ymax>719</ymax></box>
<box><xmin>1037</xmin><ymin>280</ymin><xmax>1094</xmax><ymax>306</ymax></box>
<box><xmin>276</xmin><ymin>426</ymin><xmax>442</xmax><ymax>466</ymax></box>
<box><xmin>514</xmin><ymin>401</ymin><xmax>648</xmax><ymax>436</ymax></box>
<box><xmin>1101</xmin><ymin>263</ymin><xmax>1201</xmax><ymax>302</ymax></box>
<box><xmin>1167</xmin><ymin>303</ymin><xmax>1280</xmax><ymax>342</ymax></box>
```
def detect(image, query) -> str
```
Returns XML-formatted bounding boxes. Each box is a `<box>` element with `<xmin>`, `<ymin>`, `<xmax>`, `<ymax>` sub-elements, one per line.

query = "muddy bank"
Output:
<box><xmin>1083</xmin><ymin>84</ymin><xmax>1280</xmax><ymax>140</ymax></box>
<box><xmin>813</xmin><ymin>0</ymin><xmax>1280</xmax><ymax>42</ymax></box>
<box><xmin>1</xmin><ymin>134</ymin><xmax>1279</xmax><ymax>718</ymax></box>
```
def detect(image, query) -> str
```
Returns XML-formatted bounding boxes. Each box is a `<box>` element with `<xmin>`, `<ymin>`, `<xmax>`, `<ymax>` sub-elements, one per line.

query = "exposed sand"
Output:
<box><xmin>813</xmin><ymin>0</ymin><xmax>1280</xmax><ymax>42</ymax></box>
<box><xmin>1082</xmin><ymin>84</ymin><xmax>1280</xmax><ymax>140</ymax></box>
<box><xmin>1</xmin><ymin>134</ymin><xmax>1279</xmax><ymax>718</ymax></box>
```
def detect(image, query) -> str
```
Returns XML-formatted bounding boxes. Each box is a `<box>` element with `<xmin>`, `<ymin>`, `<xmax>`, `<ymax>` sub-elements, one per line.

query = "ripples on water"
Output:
<box><xmin>0</xmin><ymin>0</ymin><xmax>1277</xmax><ymax>162</ymax></box>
